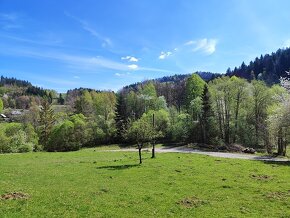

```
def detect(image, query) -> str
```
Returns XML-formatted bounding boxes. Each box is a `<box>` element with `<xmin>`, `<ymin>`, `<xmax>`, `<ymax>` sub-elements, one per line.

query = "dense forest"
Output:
<box><xmin>1</xmin><ymin>48</ymin><xmax>290</xmax><ymax>156</ymax></box>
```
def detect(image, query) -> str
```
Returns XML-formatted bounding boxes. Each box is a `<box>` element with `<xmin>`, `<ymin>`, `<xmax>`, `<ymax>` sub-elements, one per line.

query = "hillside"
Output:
<box><xmin>226</xmin><ymin>47</ymin><xmax>290</xmax><ymax>85</ymax></box>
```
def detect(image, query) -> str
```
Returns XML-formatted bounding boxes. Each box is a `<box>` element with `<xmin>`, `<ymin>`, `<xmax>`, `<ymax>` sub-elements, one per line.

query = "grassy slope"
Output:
<box><xmin>0</xmin><ymin>148</ymin><xmax>289</xmax><ymax>218</ymax></box>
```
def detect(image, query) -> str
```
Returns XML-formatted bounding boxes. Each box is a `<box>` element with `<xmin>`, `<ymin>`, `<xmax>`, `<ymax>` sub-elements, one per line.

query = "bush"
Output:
<box><xmin>0</xmin><ymin>131</ymin><xmax>11</xmax><ymax>153</ymax></box>
<box><xmin>18</xmin><ymin>143</ymin><xmax>34</xmax><ymax>153</ymax></box>
<box><xmin>0</xmin><ymin>123</ymin><xmax>39</xmax><ymax>153</ymax></box>
<box><xmin>47</xmin><ymin>114</ymin><xmax>88</xmax><ymax>152</ymax></box>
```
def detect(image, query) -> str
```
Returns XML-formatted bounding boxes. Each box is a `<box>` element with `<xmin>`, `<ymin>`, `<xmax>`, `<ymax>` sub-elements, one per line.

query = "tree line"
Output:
<box><xmin>4</xmin><ymin>72</ymin><xmax>289</xmax><ymax>156</ymax></box>
<box><xmin>1</xmin><ymin>48</ymin><xmax>290</xmax><ymax>156</ymax></box>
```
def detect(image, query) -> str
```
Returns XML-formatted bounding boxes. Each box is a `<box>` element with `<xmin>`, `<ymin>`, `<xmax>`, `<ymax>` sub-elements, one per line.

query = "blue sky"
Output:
<box><xmin>1</xmin><ymin>0</ymin><xmax>290</xmax><ymax>92</ymax></box>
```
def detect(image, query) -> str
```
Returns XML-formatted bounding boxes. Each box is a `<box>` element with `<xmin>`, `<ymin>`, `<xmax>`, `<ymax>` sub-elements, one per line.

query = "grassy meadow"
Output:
<box><xmin>0</xmin><ymin>147</ymin><xmax>289</xmax><ymax>217</ymax></box>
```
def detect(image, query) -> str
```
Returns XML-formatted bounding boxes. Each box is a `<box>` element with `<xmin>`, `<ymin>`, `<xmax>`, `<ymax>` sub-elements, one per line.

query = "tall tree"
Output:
<box><xmin>127</xmin><ymin>118</ymin><xmax>154</xmax><ymax>164</ymax></box>
<box><xmin>39</xmin><ymin>100</ymin><xmax>56</xmax><ymax>149</ymax></box>
<box><xmin>200</xmin><ymin>85</ymin><xmax>215</xmax><ymax>144</ymax></box>
<box><xmin>185</xmin><ymin>74</ymin><xmax>206</xmax><ymax>110</ymax></box>
<box><xmin>251</xmin><ymin>80</ymin><xmax>271</xmax><ymax>147</ymax></box>
<box><xmin>58</xmin><ymin>93</ymin><xmax>65</xmax><ymax>105</ymax></box>
<box><xmin>209</xmin><ymin>77</ymin><xmax>233</xmax><ymax>144</ymax></box>
<box><xmin>230</xmin><ymin>77</ymin><xmax>248</xmax><ymax>143</ymax></box>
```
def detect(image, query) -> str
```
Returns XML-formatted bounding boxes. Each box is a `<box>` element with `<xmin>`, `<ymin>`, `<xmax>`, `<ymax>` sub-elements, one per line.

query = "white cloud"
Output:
<box><xmin>159</xmin><ymin>51</ymin><xmax>172</xmax><ymax>60</ymax></box>
<box><xmin>185</xmin><ymin>38</ymin><xmax>217</xmax><ymax>55</ymax></box>
<box><xmin>121</xmin><ymin>55</ymin><xmax>139</xmax><ymax>62</ymax></box>
<box><xmin>128</xmin><ymin>64</ymin><xmax>138</xmax><ymax>70</ymax></box>
<box><xmin>73</xmin><ymin>76</ymin><xmax>80</xmax><ymax>79</ymax></box>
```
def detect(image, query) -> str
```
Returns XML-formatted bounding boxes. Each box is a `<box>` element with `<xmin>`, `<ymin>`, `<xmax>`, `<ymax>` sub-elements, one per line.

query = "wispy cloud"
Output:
<box><xmin>0</xmin><ymin>12</ymin><xmax>21</xmax><ymax>29</ymax></box>
<box><xmin>159</xmin><ymin>51</ymin><xmax>172</xmax><ymax>60</ymax></box>
<box><xmin>121</xmin><ymin>55</ymin><xmax>139</xmax><ymax>62</ymax></box>
<box><xmin>159</xmin><ymin>38</ymin><xmax>218</xmax><ymax>60</ymax></box>
<box><xmin>0</xmin><ymin>34</ymin><xmax>62</xmax><ymax>46</ymax></box>
<box><xmin>64</xmin><ymin>12</ymin><xmax>112</xmax><ymax>48</ymax></box>
<box><xmin>139</xmin><ymin>66</ymin><xmax>178</xmax><ymax>74</ymax></box>
<box><xmin>115</xmin><ymin>72</ymin><xmax>131</xmax><ymax>77</ymax></box>
<box><xmin>0</xmin><ymin>45</ymin><xmax>177</xmax><ymax>74</ymax></box>
<box><xmin>73</xmin><ymin>76</ymin><xmax>80</xmax><ymax>79</ymax></box>
<box><xmin>185</xmin><ymin>38</ymin><xmax>217</xmax><ymax>55</ymax></box>
<box><xmin>27</xmin><ymin>74</ymin><xmax>78</xmax><ymax>86</ymax></box>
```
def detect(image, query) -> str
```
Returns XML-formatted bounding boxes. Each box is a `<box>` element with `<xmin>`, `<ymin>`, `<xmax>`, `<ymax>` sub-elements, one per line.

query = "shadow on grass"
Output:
<box><xmin>160</xmin><ymin>142</ymin><xmax>187</xmax><ymax>148</ymax></box>
<box><xmin>262</xmin><ymin>160</ymin><xmax>290</xmax><ymax>166</ymax></box>
<box><xmin>96</xmin><ymin>164</ymin><xmax>140</xmax><ymax>170</ymax></box>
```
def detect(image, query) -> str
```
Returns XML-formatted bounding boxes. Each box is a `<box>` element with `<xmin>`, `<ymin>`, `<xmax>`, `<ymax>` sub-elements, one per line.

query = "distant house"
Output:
<box><xmin>11</xmin><ymin>110</ymin><xmax>22</xmax><ymax>116</ymax></box>
<box><xmin>0</xmin><ymin>113</ymin><xmax>10</xmax><ymax>122</ymax></box>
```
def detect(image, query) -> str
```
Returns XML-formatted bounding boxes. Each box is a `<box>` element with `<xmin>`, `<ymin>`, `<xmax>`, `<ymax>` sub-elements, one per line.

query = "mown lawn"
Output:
<box><xmin>0</xmin><ymin>148</ymin><xmax>289</xmax><ymax>217</ymax></box>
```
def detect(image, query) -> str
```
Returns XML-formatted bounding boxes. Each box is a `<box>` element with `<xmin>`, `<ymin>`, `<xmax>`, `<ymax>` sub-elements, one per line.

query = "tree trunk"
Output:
<box><xmin>277</xmin><ymin>128</ymin><xmax>285</xmax><ymax>156</ymax></box>
<box><xmin>216</xmin><ymin>99</ymin><xmax>224</xmax><ymax>140</ymax></box>
<box><xmin>152</xmin><ymin>140</ymin><xmax>155</xmax><ymax>158</ymax></box>
<box><xmin>255</xmin><ymin>100</ymin><xmax>259</xmax><ymax>147</ymax></box>
<box><xmin>264</xmin><ymin>128</ymin><xmax>272</xmax><ymax>154</ymax></box>
<box><xmin>224</xmin><ymin>98</ymin><xmax>230</xmax><ymax>144</ymax></box>
<box><xmin>138</xmin><ymin>143</ymin><xmax>142</xmax><ymax>164</ymax></box>
<box><xmin>233</xmin><ymin>94</ymin><xmax>240</xmax><ymax>143</ymax></box>
<box><xmin>151</xmin><ymin>113</ymin><xmax>156</xmax><ymax>158</ymax></box>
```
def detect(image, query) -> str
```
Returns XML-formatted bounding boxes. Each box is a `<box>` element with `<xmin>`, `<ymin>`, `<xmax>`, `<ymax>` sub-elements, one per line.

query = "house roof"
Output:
<box><xmin>0</xmin><ymin>114</ymin><xmax>7</xmax><ymax>118</ymax></box>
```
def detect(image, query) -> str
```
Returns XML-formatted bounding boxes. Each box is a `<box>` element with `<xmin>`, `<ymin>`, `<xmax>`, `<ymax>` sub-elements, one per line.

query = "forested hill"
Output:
<box><xmin>226</xmin><ymin>47</ymin><xmax>290</xmax><ymax>84</ymax></box>
<box><xmin>123</xmin><ymin>72</ymin><xmax>222</xmax><ymax>91</ymax></box>
<box><xmin>0</xmin><ymin>76</ymin><xmax>48</xmax><ymax>97</ymax></box>
<box><xmin>124</xmin><ymin>47</ymin><xmax>290</xmax><ymax>94</ymax></box>
<box><xmin>0</xmin><ymin>76</ymin><xmax>32</xmax><ymax>87</ymax></box>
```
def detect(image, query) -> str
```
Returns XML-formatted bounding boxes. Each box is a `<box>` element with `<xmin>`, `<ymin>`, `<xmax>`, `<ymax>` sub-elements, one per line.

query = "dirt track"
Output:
<box><xmin>114</xmin><ymin>146</ymin><xmax>289</xmax><ymax>162</ymax></box>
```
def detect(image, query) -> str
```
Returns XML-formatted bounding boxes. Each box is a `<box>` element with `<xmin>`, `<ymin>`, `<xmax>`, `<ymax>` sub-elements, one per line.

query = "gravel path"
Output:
<box><xmin>115</xmin><ymin>146</ymin><xmax>289</xmax><ymax>162</ymax></box>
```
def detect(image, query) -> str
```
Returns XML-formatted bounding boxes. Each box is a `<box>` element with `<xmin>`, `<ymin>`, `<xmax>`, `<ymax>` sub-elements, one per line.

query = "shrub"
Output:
<box><xmin>0</xmin><ymin>123</ymin><xmax>39</xmax><ymax>153</ymax></box>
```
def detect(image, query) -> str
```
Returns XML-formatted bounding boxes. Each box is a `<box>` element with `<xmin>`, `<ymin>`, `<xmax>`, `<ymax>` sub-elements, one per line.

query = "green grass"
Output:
<box><xmin>0</xmin><ymin>148</ymin><xmax>289</xmax><ymax>217</ymax></box>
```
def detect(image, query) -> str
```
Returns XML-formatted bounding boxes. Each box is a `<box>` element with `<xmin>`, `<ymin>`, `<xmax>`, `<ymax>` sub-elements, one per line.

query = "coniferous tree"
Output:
<box><xmin>200</xmin><ymin>85</ymin><xmax>215</xmax><ymax>144</ymax></box>
<box><xmin>39</xmin><ymin>100</ymin><xmax>56</xmax><ymax>149</ymax></box>
<box><xmin>115</xmin><ymin>94</ymin><xmax>127</xmax><ymax>142</ymax></box>
<box><xmin>58</xmin><ymin>93</ymin><xmax>65</xmax><ymax>105</ymax></box>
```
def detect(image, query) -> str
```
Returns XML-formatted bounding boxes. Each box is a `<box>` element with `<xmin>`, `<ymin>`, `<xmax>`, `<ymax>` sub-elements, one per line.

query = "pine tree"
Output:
<box><xmin>58</xmin><ymin>93</ymin><xmax>65</xmax><ymax>105</ymax></box>
<box><xmin>200</xmin><ymin>85</ymin><xmax>215</xmax><ymax>144</ymax></box>
<box><xmin>115</xmin><ymin>94</ymin><xmax>127</xmax><ymax>142</ymax></box>
<box><xmin>39</xmin><ymin>100</ymin><xmax>56</xmax><ymax>149</ymax></box>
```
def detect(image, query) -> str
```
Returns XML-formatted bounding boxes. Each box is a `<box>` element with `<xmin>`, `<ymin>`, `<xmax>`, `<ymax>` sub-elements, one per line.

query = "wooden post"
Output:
<box><xmin>152</xmin><ymin>113</ymin><xmax>155</xmax><ymax>158</ymax></box>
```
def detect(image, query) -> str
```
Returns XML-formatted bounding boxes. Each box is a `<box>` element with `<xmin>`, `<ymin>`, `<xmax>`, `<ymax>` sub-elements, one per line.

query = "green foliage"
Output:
<box><xmin>141</xmin><ymin>109</ymin><xmax>170</xmax><ymax>138</ymax></box>
<box><xmin>58</xmin><ymin>93</ymin><xmax>65</xmax><ymax>105</ymax></box>
<box><xmin>169</xmin><ymin>113</ymin><xmax>191</xmax><ymax>142</ymax></box>
<box><xmin>139</xmin><ymin>82</ymin><xmax>157</xmax><ymax>98</ymax></box>
<box><xmin>127</xmin><ymin>117</ymin><xmax>155</xmax><ymax>144</ymax></box>
<box><xmin>47</xmin><ymin>114</ymin><xmax>88</xmax><ymax>152</ymax></box>
<box><xmin>186</xmin><ymin>74</ymin><xmax>206</xmax><ymax>109</ymax></box>
<box><xmin>75</xmin><ymin>90</ymin><xmax>93</xmax><ymax>116</ymax></box>
<box><xmin>39</xmin><ymin>100</ymin><xmax>56</xmax><ymax>149</ymax></box>
<box><xmin>200</xmin><ymin>85</ymin><xmax>217</xmax><ymax>144</ymax></box>
<box><xmin>0</xmin><ymin>123</ymin><xmax>38</xmax><ymax>153</ymax></box>
<box><xmin>0</xmin><ymin>131</ymin><xmax>10</xmax><ymax>153</ymax></box>
<box><xmin>0</xmin><ymin>98</ymin><xmax>3</xmax><ymax>112</ymax></box>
